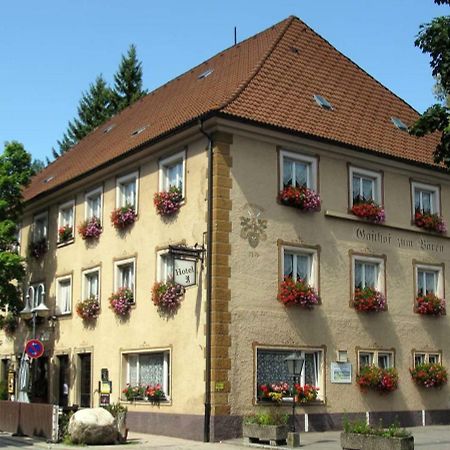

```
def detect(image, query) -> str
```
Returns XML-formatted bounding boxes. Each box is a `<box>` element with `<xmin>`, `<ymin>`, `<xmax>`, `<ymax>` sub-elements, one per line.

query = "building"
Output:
<box><xmin>1</xmin><ymin>15</ymin><xmax>449</xmax><ymax>441</ymax></box>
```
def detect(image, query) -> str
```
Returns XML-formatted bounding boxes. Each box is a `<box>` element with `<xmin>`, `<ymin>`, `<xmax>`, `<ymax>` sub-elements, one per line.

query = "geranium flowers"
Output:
<box><xmin>258</xmin><ymin>382</ymin><xmax>319</xmax><ymax>403</ymax></box>
<box><xmin>353</xmin><ymin>287</ymin><xmax>386</xmax><ymax>312</ymax></box>
<box><xmin>356</xmin><ymin>366</ymin><xmax>398</xmax><ymax>394</ymax></box>
<box><xmin>278</xmin><ymin>277</ymin><xmax>320</xmax><ymax>309</ymax></box>
<box><xmin>111</xmin><ymin>205</ymin><xmax>137</xmax><ymax>230</ymax></box>
<box><xmin>351</xmin><ymin>199</ymin><xmax>385</xmax><ymax>223</ymax></box>
<box><xmin>416</xmin><ymin>293</ymin><xmax>446</xmax><ymax>316</ymax></box>
<box><xmin>154</xmin><ymin>186</ymin><xmax>183</xmax><ymax>216</ymax></box>
<box><xmin>410</xmin><ymin>363</ymin><xmax>448</xmax><ymax>388</ymax></box>
<box><xmin>278</xmin><ymin>186</ymin><xmax>321</xmax><ymax>212</ymax></box>
<box><xmin>414</xmin><ymin>210</ymin><xmax>447</xmax><ymax>234</ymax></box>
<box><xmin>152</xmin><ymin>281</ymin><xmax>185</xmax><ymax>315</ymax></box>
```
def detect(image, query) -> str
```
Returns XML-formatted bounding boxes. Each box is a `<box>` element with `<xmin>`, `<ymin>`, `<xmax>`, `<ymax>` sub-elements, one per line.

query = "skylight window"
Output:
<box><xmin>104</xmin><ymin>124</ymin><xmax>116</xmax><ymax>134</ymax></box>
<box><xmin>43</xmin><ymin>176</ymin><xmax>55</xmax><ymax>184</ymax></box>
<box><xmin>131</xmin><ymin>126</ymin><xmax>147</xmax><ymax>136</ymax></box>
<box><xmin>313</xmin><ymin>94</ymin><xmax>333</xmax><ymax>110</ymax></box>
<box><xmin>391</xmin><ymin>117</ymin><xmax>408</xmax><ymax>132</ymax></box>
<box><xmin>198</xmin><ymin>68</ymin><xmax>214</xmax><ymax>79</ymax></box>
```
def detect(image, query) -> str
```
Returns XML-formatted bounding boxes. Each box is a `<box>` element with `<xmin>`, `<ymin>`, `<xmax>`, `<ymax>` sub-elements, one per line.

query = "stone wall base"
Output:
<box><xmin>127</xmin><ymin>409</ymin><xmax>450</xmax><ymax>441</ymax></box>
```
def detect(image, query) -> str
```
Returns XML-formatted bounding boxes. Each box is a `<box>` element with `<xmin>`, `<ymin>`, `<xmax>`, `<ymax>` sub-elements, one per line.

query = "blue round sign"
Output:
<box><xmin>25</xmin><ymin>339</ymin><xmax>44</xmax><ymax>359</ymax></box>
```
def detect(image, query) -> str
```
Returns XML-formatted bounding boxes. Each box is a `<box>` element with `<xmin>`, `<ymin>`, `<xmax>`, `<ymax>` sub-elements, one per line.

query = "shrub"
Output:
<box><xmin>244</xmin><ymin>410</ymin><xmax>289</xmax><ymax>426</ymax></box>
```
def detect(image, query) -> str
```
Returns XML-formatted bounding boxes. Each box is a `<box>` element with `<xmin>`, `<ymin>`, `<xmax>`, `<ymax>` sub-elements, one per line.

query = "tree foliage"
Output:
<box><xmin>56</xmin><ymin>45</ymin><xmax>146</xmax><ymax>156</ymax></box>
<box><xmin>112</xmin><ymin>44</ymin><xmax>147</xmax><ymax>111</ymax></box>
<box><xmin>0</xmin><ymin>142</ymin><xmax>33</xmax><ymax>313</ymax></box>
<box><xmin>410</xmin><ymin>1</ymin><xmax>450</xmax><ymax>167</ymax></box>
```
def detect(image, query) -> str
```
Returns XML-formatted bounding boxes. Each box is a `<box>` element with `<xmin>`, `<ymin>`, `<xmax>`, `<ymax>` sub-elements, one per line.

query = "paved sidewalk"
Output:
<box><xmin>2</xmin><ymin>425</ymin><xmax>450</xmax><ymax>449</ymax></box>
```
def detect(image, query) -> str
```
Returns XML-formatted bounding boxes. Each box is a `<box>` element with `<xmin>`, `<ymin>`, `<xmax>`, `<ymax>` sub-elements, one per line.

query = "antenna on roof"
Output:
<box><xmin>234</xmin><ymin>26</ymin><xmax>237</xmax><ymax>45</ymax></box>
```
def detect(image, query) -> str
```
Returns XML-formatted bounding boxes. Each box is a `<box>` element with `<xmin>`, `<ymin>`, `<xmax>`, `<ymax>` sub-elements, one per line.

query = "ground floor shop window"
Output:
<box><xmin>255</xmin><ymin>347</ymin><xmax>323</xmax><ymax>402</ymax></box>
<box><xmin>123</xmin><ymin>350</ymin><xmax>170</xmax><ymax>401</ymax></box>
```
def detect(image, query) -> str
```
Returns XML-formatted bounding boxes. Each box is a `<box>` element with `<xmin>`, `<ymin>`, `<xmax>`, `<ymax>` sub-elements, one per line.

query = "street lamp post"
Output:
<box><xmin>285</xmin><ymin>352</ymin><xmax>305</xmax><ymax>433</ymax></box>
<box><xmin>20</xmin><ymin>284</ymin><xmax>50</xmax><ymax>338</ymax></box>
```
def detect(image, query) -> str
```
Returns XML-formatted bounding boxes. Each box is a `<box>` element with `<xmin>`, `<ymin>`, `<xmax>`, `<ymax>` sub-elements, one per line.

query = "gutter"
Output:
<box><xmin>199</xmin><ymin>119</ymin><xmax>213</xmax><ymax>442</ymax></box>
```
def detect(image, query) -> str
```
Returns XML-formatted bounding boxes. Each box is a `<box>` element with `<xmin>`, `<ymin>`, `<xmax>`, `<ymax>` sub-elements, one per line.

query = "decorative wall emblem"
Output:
<box><xmin>240</xmin><ymin>204</ymin><xmax>267</xmax><ymax>248</ymax></box>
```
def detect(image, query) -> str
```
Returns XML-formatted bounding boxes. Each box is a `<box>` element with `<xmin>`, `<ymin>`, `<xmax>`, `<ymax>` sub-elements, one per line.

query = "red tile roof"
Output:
<box><xmin>24</xmin><ymin>16</ymin><xmax>440</xmax><ymax>202</ymax></box>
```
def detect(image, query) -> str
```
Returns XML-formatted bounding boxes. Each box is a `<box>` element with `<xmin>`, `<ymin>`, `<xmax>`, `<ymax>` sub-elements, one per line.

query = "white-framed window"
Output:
<box><xmin>56</xmin><ymin>275</ymin><xmax>72</xmax><ymax>315</ymax></box>
<box><xmin>58</xmin><ymin>201</ymin><xmax>74</xmax><ymax>235</ymax></box>
<box><xmin>281</xmin><ymin>246</ymin><xmax>318</xmax><ymax>289</ymax></box>
<box><xmin>349</xmin><ymin>166</ymin><xmax>382</xmax><ymax>206</ymax></box>
<box><xmin>82</xmin><ymin>267</ymin><xmax>100</xmax><ymax>301</ymax></box>
<box><xmin>256</xmin><ymin>347</ymin><xmax>324</xmax><ymax>401</ymax></box>
<box><xmin>157</xmin><ymin>251</ymin><xmax>174</xmax><ymax>283</ymax></box>
<box><xmin>411</xmin><ymin>181</ymin><xmax>440</xmax><ymax>215</ymax></box>
<box><xmin>159</xmin><ymin>150</ymin><xmax>186</xmax><ymax>197</ymax></box>
<box><xmin>116</xmin><ymin>172</ymin><xmax>138</xmax><ymax>209</ymax></box>
<box><xmin>352</xmin><ymin>255</ymin><xmax>385</xmax><ymax>292</ymax></box>
<box><xmin>279</xmin><ymin>150</ymin><xmax>318</xmax><ymax>191</ymax></box>
<box><xmin>85</xmin><ymin>187</ymin><xmax>103</xmax><ymax>220</ymax></box>
<box><xmin>358</xmin><ymin>350</ymin><xmax>394</xmax><ymax>371</ymax></box>
<box><xmin>415</xmin><ymin>264</ymin><xmax>444</xmax><ymax>297</ymax></box>
<box><xmin>33</xmin><ymin>212</ymin><xmax>48</xmax><ymax>242</ymax></box>
<box><xmin>413</xmin><ymin>351</ymin><xmax>441</xmax><ymax>367</ymax></box>
<box><xmin>124</xmin><ymin>350</ymin><xmax>170</xmax><ymax>398</ymax></box>
<box><xmin>114</xmin><ymin>258</ymin><xmax>136</xmax><ymax>298</ymax></box>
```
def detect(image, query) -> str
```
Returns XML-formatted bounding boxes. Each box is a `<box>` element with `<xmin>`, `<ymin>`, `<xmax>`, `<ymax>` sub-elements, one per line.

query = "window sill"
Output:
<box><xmin>57</xmin><ymin>239</ymin><xmax>74</xmax><ymax>248</ymax></box>
<box><xmin>56</xmin><ymin>312</ymin><xmax>72</xmax><ymax>319</ymax></box>
<box><xmin>256</xmin><ymin>398</ymin><xmax>325</xmax><ymax>407</ymax></box>
<box><xmin>120</xmin><ymin>398</ymin><xmax>171</xmax><ymax>406</ymax></box>
<box><xmin>325</xmin><ymin>210</ymin><xmax>450</xmax><ymax>239</ymax></box>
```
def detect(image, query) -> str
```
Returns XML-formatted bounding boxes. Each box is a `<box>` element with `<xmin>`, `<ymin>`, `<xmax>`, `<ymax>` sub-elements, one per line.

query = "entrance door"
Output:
<box><xmin>57</xmin><ymin>355</ymin><xmax>69</xmax><ymax>407</ymax></box>
<box><xmin>78</xmin><ymin>353</ymin><xmax>91</xmax><ymax>407</ymax></box>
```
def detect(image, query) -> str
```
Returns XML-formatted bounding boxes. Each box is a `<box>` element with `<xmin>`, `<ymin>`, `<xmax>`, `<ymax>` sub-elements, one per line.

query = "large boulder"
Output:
<box><xmin>68</xmin><ymin>407</ymin><xmax>118</xmax><ymax>445</ymax></box>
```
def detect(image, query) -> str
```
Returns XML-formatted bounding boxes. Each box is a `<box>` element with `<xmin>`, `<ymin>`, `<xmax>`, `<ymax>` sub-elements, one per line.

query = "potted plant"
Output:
<box><xmin>416</xmin><ymin>293</ymin><xmax>446</xmax><ymax>316</ymax></box>
<box><xmin>109</xmin><ymin>288</ymin><xmax>134</xmax><ymax>316</ymax></box>
<box><xmin>278</xmin><ymin>186</ymin><xmax>321</xmax><ymax>212</ymax></box>
<box><xmin>58</xmin><ymin>224</ymin><xmax>73</xmax><ymax>243</ymax></box>
<box><xmin>278</xmin><ymin>277</ymin><xmax>320</xmax><ymax>309</ymax></box>
<box><xmin>410</xmin><ymin>362</ymin><xmax>448</xmax><ymax>388</ymax></box>
<box><xmin>154</xmin><ymin>186</ymin><xmax>183</xmax><ymax>216</ymax></box>
<box><xmin>76</xmin><ymin>296</ymin><xmax>101</xmax><ymax>321</ymax></box>
<box><xmin>122</xmin><ymin>384</ymin><xmax>145</xmax><ymax>401</ymax></box>
<box><xmin>351</xmin><ymin>197</ymin><xmax>385</xmax><ymax>223</ymax></box>
<box><xmin>243</xmin><ymin>410</ymin><xmax>289</xmax><ymax>446</ymax></box>
<box><xmin>28</xmin><ymin>237</ymin><xmax>48</xmax><ymax>259</ymax></box>
<box><xmin>341</xmin><ymin>419</ymin><xmax>413</xmax><ymax>450</ymax></box>
<box><xmin>110</xmin><ymin>205</ymin><xmax>137</xmax><ymax>230</ymax></box>
<box><xmin>145</xmin><ymin>384</ymin><xmax>165</xmax><ymax>404</ymax></box>
<box><xmin>152</xmin><ymin>280</ymin><xmax>185</xmax><ymax>315</ymax></box>
<box><xmin>356</xmin><ymin>366</ymin><xmax>398</xmax><ymax>394</ymax></box>
<box><xmin>414</xmin><ymin>209</ymin><xmax>447</xmax><ymax>234</ymax></box>
<box><xmin>78</xmin><ymin>217</ymin><xmax>102</xmax><ymax>240</ymax></box>
<box><xmin>353</xmin><ymin>287</ymin><xmax>386</xmax><ymax>312</ymax></box>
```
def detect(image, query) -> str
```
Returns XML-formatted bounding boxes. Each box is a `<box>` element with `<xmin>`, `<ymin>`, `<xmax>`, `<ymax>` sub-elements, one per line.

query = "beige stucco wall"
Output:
<box><xmin>0</xmin><ymin>133</ymin><xmax>209</xmax><ymax>414</ymax></box>
<box><xmin>227</xmin><ymin>127</ymin><xmax>450</xmax><ymax>416</ymax></box>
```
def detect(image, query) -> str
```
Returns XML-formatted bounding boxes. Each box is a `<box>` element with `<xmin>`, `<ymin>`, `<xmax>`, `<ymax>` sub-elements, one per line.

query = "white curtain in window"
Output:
<box><xmin>121</xmin><ymin>181</ymin><xmax>136</xmax><ymax>207</ymax></box>
<box><xmin>166</xmin><ymin>161</ymin><xmax>183</xmax><ymax>190</ymax></box>
<box><xmin>88</xmin><ymin>195</ymin><xmax>101</xmax><ymax>218</ymax></box>
<box><xmin>59</xmin><ymin>280</ymin><xmax>71</xmax><ymax>313</ymax></box>
<box><xmin>284</xmin><ymin>253</ymin><xmax>310</xmax><ymax>282</ymax></box>
<box><xmin>139</xmin><ymin>353</ymin><xmax>164</xmax><ymax>386</ymax></box>
<box><xmin>128</xmin><ymin>355</ymin><xmax>138</xmax><ymax>385</ymax></box>
<box><xmin>61</xmin><ymin>207</ymin><xmax>73</xmax><ymax>227</ymax></box>
<box><xmin>86</xmin><ymin>273</ymin><xmax>98</xmax><ymax>298</ymax></box>
<box><xmin>283</xmin><ymin>159</ymin><xmax>308</xmax><ymax>188</ymax></box>
<box><xmin>120</xmin><ymin>265</ymin><xmax>134</xmax><ymax>289</ymax></box>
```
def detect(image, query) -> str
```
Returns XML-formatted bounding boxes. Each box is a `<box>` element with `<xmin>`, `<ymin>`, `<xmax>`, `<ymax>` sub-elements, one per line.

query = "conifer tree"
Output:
<box><xmin>112</xmin><ymin>44</ymin><xmax>147</xmax><ymax>112</ymax></box>
<box><xmin>57</xmin><ymin>75</ymin><xmax>114</xmax><ymax>153</ymax></box>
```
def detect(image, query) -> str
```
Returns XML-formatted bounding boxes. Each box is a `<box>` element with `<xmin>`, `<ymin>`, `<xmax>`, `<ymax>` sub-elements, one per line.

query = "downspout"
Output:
<box><xmin>199</xmin><ymin>119</ymin><xmax>213</xmax><ymax>442</ymax></box>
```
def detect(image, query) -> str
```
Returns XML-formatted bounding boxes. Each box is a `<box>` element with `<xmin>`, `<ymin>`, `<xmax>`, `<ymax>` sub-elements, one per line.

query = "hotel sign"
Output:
<box><xmin>173</xmin><ymin>258</ymin><xmax>197</xmax><ymax>287</ymax></box>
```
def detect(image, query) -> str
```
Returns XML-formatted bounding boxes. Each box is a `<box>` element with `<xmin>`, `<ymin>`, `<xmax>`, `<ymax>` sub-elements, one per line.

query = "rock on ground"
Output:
<box><xmin>68</xmin><ymin>407</ymin><xmax>118</xmax><ymax>445</ymax></box>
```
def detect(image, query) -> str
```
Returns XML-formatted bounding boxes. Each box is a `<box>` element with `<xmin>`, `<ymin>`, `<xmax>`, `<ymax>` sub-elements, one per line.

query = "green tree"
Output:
<box><xmin>112</xmin><ymin>44</ymin><xmax>147</xmax><ymax>112</ymax></box>
<box><xmin>410</xmin><ymin>1</ymin><xmax>450</xmax><ymax>167</ymax></box>
<box><xmin>0</xmin><ymin>141</ymin><xmax>33</xmax><ymax>314</ymax></box>
<box><xmin>57</xmin><ymin>75</ymin><xmax>115</xmax><ymax>154</ymax></box>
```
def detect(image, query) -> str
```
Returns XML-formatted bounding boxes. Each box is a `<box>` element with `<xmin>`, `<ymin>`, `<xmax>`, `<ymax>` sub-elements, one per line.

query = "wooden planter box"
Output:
<box><xmin>243</xmin><ymin>423</ymin><xmax>289</xmax><ymax>446</ymax></box>
<box><xmin>341</xmin><ymin>432</ymin><xmax>414</xmax><ymax>450</ymax></box>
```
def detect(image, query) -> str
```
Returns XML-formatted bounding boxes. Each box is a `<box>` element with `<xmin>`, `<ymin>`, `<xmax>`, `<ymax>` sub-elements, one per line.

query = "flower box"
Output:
<box><xmin>154</xmin><ymin>186</ymin><xmax>183</xmax><ymax>216</ymax></box>
<box><xmin>109</xmin><ymin>288</ymin><xmax>134</xmax><ymax>316</ymax></box>
<box><xmin>410</xmin><ymin>362</ymin><xmax>448</xmax><ymax>388</ymax></box>
<box><xmin>356</xmin><ymin>366</ymin><xmax>398</xmax><ymax>394</ymax></box>
<box><xmin>111</xmin><ymin>205</ymin><xmax>137</xmax><ymax>230</ymax></box>
<box><xmin>278</xmin><ymin>186</ymin><xmax>321</xmax><ymax>212</ymax></box>
<box><xmin>76</xmin><ymin>297</ymin><xmax>101</xmax><ymax>321</ymax></box>
<box><xmin>58</xmin><ymin>225</ymin><xmax>73</xmax><ymax>243</ymax></box>
<box><xmin>243</xmin><ymin>424</ymin><xmax>289</xmax><ymax>446</ymax></box>
<box><xmin>152</xmin><ymin>281</ymin><xmax>185</xmax><ymax>315</ymax></box>
<box><xmin>145</xmin><ymin>384</ymin><xmax>165</xmax><ymax>404</ymax></box>
<box><xmin>258</xmin><ymin>382</ymin><xmax>319</xmax><ymax>404</ymax></box>
<box><xmin>416</xmin><ymin>293</ymin><xmax>446</xmax><ymax>316</ymax></box>
<box><xmin>353</xmin><ymin>287</ymin><xmax>386</xmax><ymax>312</ymax></box>
<box><xmin>414</xmin><ymin>210</ymin><xmax>447</xmax><ymax>234</ymax></box>
<box><xmin>340</xmin><ymin>432</ymin><xmax>414</xmax><ymax>450</ymax></box>
<box><xmin>78</xmin><ymin>217</ymin><xmax>102</xmax><ymax>240</ymax></box>
<box><xmin>278</xmin><ymin>277</ymin><xmax>320</xmax><ymax>309</ymax></box>
<box><xmin>28</xmin><ymin>238</ymin><xmax>48</xmax><ymax>260</ymax></box>
<box><xmin>351</xmin><ymin>200</ymin><xmax>385</xmax><ymax>223</ymax></box>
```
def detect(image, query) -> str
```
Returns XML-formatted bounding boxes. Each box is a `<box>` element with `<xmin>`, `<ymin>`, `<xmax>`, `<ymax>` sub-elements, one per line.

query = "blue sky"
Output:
<box><xmin>0</xmin><ymin>1</ymin><xmax>446</xmax><ymax>162</ymax></box>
